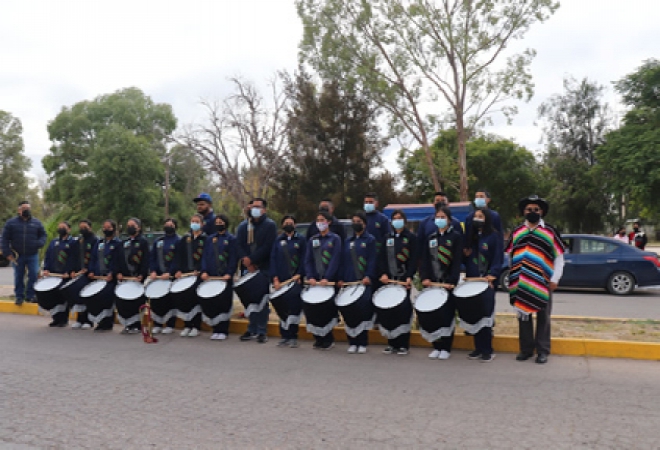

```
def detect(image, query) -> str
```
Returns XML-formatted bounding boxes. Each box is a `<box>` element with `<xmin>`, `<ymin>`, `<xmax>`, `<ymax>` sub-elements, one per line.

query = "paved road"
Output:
<box><xmin>1</xmin><ymin>315</ymin><xmax>660</xmax><ymax>449</ymax></box>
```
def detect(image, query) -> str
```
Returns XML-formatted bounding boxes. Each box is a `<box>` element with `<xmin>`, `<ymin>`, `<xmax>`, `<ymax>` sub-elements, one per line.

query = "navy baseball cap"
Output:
<box><xmin>193</xmin><ymin>193</ymin><xmax>212</xmax><ymax>203</ymax></box>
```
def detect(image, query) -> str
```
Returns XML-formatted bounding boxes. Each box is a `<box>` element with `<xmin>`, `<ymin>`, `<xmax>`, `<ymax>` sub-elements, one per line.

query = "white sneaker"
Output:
<box><xmin>357</xmin><ymin>346</ymin><xmax>367</xmax><ymax>354</ymax></box>
<box><xmin>216</xmin><ymin>333</ymin><xmax>227</xmax><ymax>340</ymax></box>
<box><xmin>152</xmin><ymin>327</ymin><xmax>162</xmax><ymax>334</ymax></box>
<box><xmin>162</xmin><ymin>327</ymin><xmax>174</xmax><ymax>335</ymax></box>
<box><xmin>210</xmin><ymin>333</ymin><xmax>219</xmax><ymax>340</ymax></box>
<box><xmin>71</xmin><ymin>322</ymin><xmax>82</xmax><ymax>329</ymax></box>
<box><xmin>81</xmin><ymin>323</ymin><xmax>92</xmax><ymax>330</ymax></box>
<box><xmin>347</xmin><ymin>345</ymin><xmax>358</xmax><ymax>354</ymax></box>
<box><xmin>180</xmin><ymin>327</ymin><xmax>191</xmax><ymax>337</ymax></box>
<box><xmin>438</xmin><ymin>350</ymin><xmax>451</xmax><ymax>360</ymax></box>
<box><xmin>428</xmin><ymin>349</ymin><xmax>441</xmax><ymax>359</ymax></box>
<box><xmin>188</xmin><ymin>328</ymin><xmax>199</xmax><ymax>337</ymax></box>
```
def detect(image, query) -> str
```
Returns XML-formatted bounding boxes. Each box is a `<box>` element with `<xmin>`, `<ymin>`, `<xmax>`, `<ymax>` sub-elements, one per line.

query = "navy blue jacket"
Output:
<box><xmin>365</xmin><ymin>210</ymin><xmax>391</xmax><ymax>249</ymax></box>
<box><xmin>304</xmin><ymin>232</ymin><xmax>342</xmax><ymax>282</ymax></box>
<box><xmin>417</xmin><ymin>214</ymin><xmax>463</xmax><ymax>251</ymax></box>
<box><xmin>1</xmin><ymin>216</ymin><xmax>47</xmax><ymax>257</ymax></box>
<box><xmin>171</xmin><ymin>232</ymin><xmax>207</xmax><ymax>274</ymax></box>
<box><xmin>149</xmin><ymin>234</ymin><xmax>180</xmax><ymax>275</ymax></box>
<box><xmin>71</xmin><ymin>234</ymin><xmax>99</xmax><ymax>273</ymax></box>
<box><xmin>464</xmin><ymin>209</ymin><xmax>503</xmax><ymax>237</ymax></box>
<box><xmin>114</xmin><ymin>236</ymin><xmax>150</xmax><ymax>278</ymax></box>
<box><xmin>236</xmin><ymin>215</ymin><xmax>278</xmax><ymax>273</ymax></box>
<box><xmin>201</xmin><ymin>210</ymin><xmax>216</xmax><ymax>236</ymax></box>
<box><xmin>378</xmin><ymin>228</ymin><xmax>419</xmax><ymax>280</ymax></box>
<box><xmin>43</xmin><ymin>236</ymin><xmax>76</xmax><ymax>274</ymax></box>
<box><xmin>270</xmin><ymin>232</ymin><xmax>306</xmax><ymax>282</ymax></box>
<box><xmin>306</xmin><ymin>216</ymin><xmax>346</xmax><ymax>243</ymax></box>
<box><xmin>464</xmin><ymin>231</ymin><xmax>503</xmax><ymax>279</ymax></box>
<box><xmin>419</xmin><ymin>227</ymin><xmax>464</xmax><ymax>285</ymax></box>
<box><xmin>341</xmin><ymin>232</ymin><xmax>377</xmax><ymax>282</ymax></box>
<box><xmin>201</xmin><ymin>231</ymin><xmax>238</xmax><ymax>277</ymax></box>
<box><xmin>88</xmin><ymin>237</ymin><xmax>121</xmax><ymax>276</ymax></box>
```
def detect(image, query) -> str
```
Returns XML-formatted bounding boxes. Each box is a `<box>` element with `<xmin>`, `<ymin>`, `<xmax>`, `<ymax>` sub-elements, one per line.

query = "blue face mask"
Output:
<box><xmin>190</xmin><ymin>223</ymin><xmax>201</xmax><ymax>232</ymax></box>
<box><xmin>474</xmin><ymin>198</ymin><xmax>487</xmax><ymax>208</ymax></box>
<box><xmin>251</xmin><ymin>207</ymin><xmax>263</xmax><ymax>219</ymax></box>
<box><xmin>435</xmin><ymin>218</ymin><xmax>448</xmax><ymax>229</ymax></box>
<box><xmin>392</xmin><ymin>219</ymin><xmax>405</xmax><ymax>230</ymax></box>
<box><xmin>364</xmin><ymin>203</ymin><xmax>375</xmax><ymax>213</ymax></box>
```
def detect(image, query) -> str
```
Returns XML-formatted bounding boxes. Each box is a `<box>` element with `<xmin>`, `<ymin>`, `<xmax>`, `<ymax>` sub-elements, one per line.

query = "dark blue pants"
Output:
<box><xmin>388</xmin><ymin>332</ymin><xmax>411</xmax><ymax>350</ymax></box>
<box><xmin>280</xmin><ymin>324</ymin><xmax>299</xmax><ymax>339</ymax></box>
<box><xmin>13</xmin><ymin>254</ymin><xmax>39</xmax><ymax>301</ymax></box>
<box><xmin>348</xmin><ymin>330</ymin><xmax>368</xmax><ymax>346</ymax></box>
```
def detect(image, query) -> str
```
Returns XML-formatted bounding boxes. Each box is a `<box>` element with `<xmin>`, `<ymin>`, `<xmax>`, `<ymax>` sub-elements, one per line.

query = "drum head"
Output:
<box><xmin>301</xmin><ymin>286</ymin><xmax>335</xmax><ymax>304</ymax></box>
<box><xmin>80</xmin><ymin>280</ymin><xmax>107</xmax><ymax>297</ymax></box>
<box><xmin>145</xmin><ymin>279</ymin><xmax>171</xmax><ymax>299</ymax></box>
<box><xmin>453</xmin><ymin>281</ymin><xmax>489</xmax><ymax>298</ymax></box>
<box><xmin>235</xmin><ymin>271</ymin><xmax>261</xmax><ymax>287</ymax></box>
<box><xmin>335</xmin><ymin>285</ymin><xmax>366</xmax><ymax>307</ymax></box>
<box><xmin>373</xmin><ymin>285</ymin><xmax>407</xmax><ymax>309</ymax></box>
<box><xmin>34</xmin><ymin>277</ymin><xmax>63</xmax><ymax>292</ymax></box>
<box><xmin>197</xmin><ymin>280</ymin><xmax>227</xmax><ymax>298</ymax></box>
<box><xmin>415</xmin><ymin>288</ymin><xmax>448</xmax><ymax>312</ymax></box>
<box><xmin>170</xmin><ymin>276</ymin><xmax>197</xmax><ymax>293</ymax></box>
<box><xmin>270</xmin><ymin>282</ymin><xmax>295</xmax><ymax>299</ymax></box>
<box><xmin>115</xmin><ymin>281</ymin><xmax>144</xmax><ymax>300</ymax></box>
<box><xmin>61</xmin><ymin>276</ymin><xmax>81</xmax><ymax>289</ymax></box>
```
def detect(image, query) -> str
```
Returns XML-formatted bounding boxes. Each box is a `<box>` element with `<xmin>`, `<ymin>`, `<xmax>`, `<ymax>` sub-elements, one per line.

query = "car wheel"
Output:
<box><xmin>498</xmin><ymin>269</ymin><xmax>510</xmax><ymax>292</ymax></box>
<box><xmin>606</xmin><ymin>271</ymin><xmax>635</xmax><ymax>295</ymax></box>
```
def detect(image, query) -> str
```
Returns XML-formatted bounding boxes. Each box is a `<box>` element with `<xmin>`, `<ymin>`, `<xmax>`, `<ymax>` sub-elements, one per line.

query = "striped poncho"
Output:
<box><xmin>506</xmin><ymin>223</ymin><xmax>565</xmax><ymax>316</ymax></box>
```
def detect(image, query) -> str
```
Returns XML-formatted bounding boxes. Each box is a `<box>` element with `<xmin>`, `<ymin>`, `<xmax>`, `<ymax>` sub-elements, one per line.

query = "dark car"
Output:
<box><xmin>0</xmin><ymin>233</ymin><xmax>8</xmax><ymax>267</ymax></box>
<box><xmin>500</xmin><ymin>234</ymin><xmax>660</xmax><ymax>295</ymax></box>
<box><xmin>119</xmin><ymin>231</ymin><xmax>166</xmax><ymax>247</ymax></box>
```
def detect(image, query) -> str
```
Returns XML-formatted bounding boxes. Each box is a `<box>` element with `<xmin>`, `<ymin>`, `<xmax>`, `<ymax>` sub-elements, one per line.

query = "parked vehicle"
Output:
<box><xmin>0</xmin><ymin>233</ymin><xmax>8</xmax><ymax>267</ymax></box>
<box><xmin>295</xmin><ymin>219</ymin><xmax>354</xmax><ymax>239</ymax></box>
<box><xmin>119</xmin><ymin>231</ymin><xmax>166</xmax><ymax>247</ymax></box>
<box><xmin>500</xmin><ymin>234</ymin><xmax>660</xmax><ymax>295</ymax></box>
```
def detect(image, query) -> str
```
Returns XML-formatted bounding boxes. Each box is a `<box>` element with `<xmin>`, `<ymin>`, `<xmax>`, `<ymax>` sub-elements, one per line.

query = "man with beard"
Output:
<box><xmin>194</xmin><ymin>192</ymin><xmax>216</xmax><ymax>236</ymax></box>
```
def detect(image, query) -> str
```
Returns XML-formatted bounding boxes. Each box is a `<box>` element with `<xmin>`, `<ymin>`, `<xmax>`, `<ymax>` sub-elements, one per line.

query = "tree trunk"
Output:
<box><xmin>456</xmin><ymin>114</ymin><xmax>469</xmax><ymax>201</ymax></box>
<box><xmin>419</xmin><ymin>127</ymin><xmax>441</xmax><ymax>193</ymax></box>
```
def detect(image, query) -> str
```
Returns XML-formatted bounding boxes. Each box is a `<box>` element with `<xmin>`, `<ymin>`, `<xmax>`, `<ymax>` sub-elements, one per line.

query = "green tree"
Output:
<box><xmin>43</xmin><ymin>88</ymin><xmax>177</xmax><ymax>227</ymax></box>
<box><xmin>0</xmin><ymin>110</ymin><xmax>32</xmax><ymax>221</ymax></box>
<box><xmin>297</xmin><ymin>0</ymin><xmax>558</xmax><ymax>200</ymax></box>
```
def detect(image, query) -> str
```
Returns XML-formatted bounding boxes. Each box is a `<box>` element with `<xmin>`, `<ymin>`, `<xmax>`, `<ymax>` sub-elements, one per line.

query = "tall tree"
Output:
<box><xmin>0</xmin><ymin>110</ymin><xmax>32</xmax><ymax>221</ymax></box>
<box><xmin>43</xmin><ymin>88</ymin><xmax>177</xmax><ymax>226</ymax></box>
<box><xmin>538</xmin><ymin>77</ymin><xmax>612</xmax><ymax>166</ymax></box>
<box><xmin>270</xmin><ymin>71</ymin><xmax>385</xmax><ymax>220</ymax></box>
<box><xmin>298</xmin><ymin>0</ymin><xmax>558</xmax><ymax>200</ymax></box>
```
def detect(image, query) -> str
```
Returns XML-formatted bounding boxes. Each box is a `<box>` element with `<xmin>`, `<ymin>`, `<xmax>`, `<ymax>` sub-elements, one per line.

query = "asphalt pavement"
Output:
<box><xmin>1</xmin><ymin>314</ymin><xmax>659</xmax><ymax>449</ymax></box>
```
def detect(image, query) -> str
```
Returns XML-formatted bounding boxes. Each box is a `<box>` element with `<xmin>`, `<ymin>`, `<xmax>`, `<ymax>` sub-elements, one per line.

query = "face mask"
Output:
<box><xmin>127</xmin><ymin>225</ymin><xmax>137</xmax><ymax>236</ymax></box>
<box><xmin>434</xmin><ymin>201</ymin><xmax>446</xmax><ymax>208</ymax></box>
<box><xmin>525</xmin><ymin>212</ymin><xmax>541</xmax><ymax>224</ymax></box>
<box><xmin>190</xmin><ymin>223</ymin><xmax>201</xmax><ymax>232</ymax></box>
<box><xmin>216</xmin><ymin>224</ymin><xmax>226</xmax><ymax>233</ymax></box>
<box><xmin>392</xmin><ymin>219</ymin><xmax>405</xmax><ymax>230</ymax></box>
<box><xmin>57</xmin><ymin>228</ymin><xmax>68</xmax><ymax>237</ymax></box>
<box><xmin>474</xmin><ymin>198</ymin><xmax>487</xmax><ymax>208</ymax></box>
<box><xmin>164</xmin><ymin>226</ymin><xmax>176</xmax><ymax>235</ymax></box>
<box><xmin>352</xmin><ymin>222</ymin><xmax>364</xmax><ymax>233</ymax></box>
<box><xmin>21</xmin><ymin>209</ymin><xmax>31</xmax><ymax>218</ymax></box>
<box><xmin>619</xmin><ymin>231</ymin><xmax>626</xmax><ymax>236</ymax></box>
<box><xmin>473</xmin><ymin>219</ymin><xmax>485</xmax><ymax>229</ymax></box>
<box><xmin>103</xmin><ymin>229</ymin><xmax>114</xmax><ymax>237</ymax></box>
<box><xmin>319</xmin><ymin>206</ymin><xmax>329</xmax><ymax>213</ymax></box>
<box><xmin>283</xmin><ymin>224</ymin><xmax>295</xmax><ymax>234</ymax></box>
<box><xmin>435</xmin><ymin>218</ymin><xmax>447</xmax><ymax>229</ymax></box>
<box><xmin>79</xmin><ymin>228</ymin><xmax>91</xmax><ymax>237</ymax></box>
<box><xmin>633</xmin><ymin>227</ymin><xmax>639</xmax><ymax>232</ymax></box>
<box><xmin>251</xmin><ymin>207</ymin><xmax>263</xmax><ymax>219</ymax></box>
<box><xmin>316</xmin><ymin>222</ymin><xmax>328</xmax><ymax>232</ymax></box>
<box><xmin>364</xmin><ymin>203</ymin><xmax>375</xmax><ymax>213</ymax></box>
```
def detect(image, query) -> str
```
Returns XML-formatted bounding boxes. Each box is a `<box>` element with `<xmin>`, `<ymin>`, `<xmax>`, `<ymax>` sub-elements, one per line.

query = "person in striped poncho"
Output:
<box><xmin>506</xmin><ymin>196</ymin><xmax>565</xmax><ymax>364</ymax></box>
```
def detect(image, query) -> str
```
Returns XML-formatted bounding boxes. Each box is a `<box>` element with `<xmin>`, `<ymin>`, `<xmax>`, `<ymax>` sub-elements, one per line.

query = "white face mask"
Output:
<box><xmin>251</xmin><ymin>207</ymin><xmax>262</xmax><ymax>219</ymax></box>
<box><xmin>316</xmin><ymin>222</ymin><xmax>328</xmax><ymax>232</ymax></box>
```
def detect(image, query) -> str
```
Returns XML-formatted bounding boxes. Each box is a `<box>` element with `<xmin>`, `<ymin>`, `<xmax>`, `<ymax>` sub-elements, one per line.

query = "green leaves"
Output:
<box><xmin>0</xmin><ymin>110</ymin><xmax>32</xmax><ymax>220</ymax></box>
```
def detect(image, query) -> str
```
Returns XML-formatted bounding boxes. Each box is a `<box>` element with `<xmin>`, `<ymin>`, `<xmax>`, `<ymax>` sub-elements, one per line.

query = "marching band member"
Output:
<box><xmin>148</xmin><ymin>218</ymin><xmax>180</xmax><ymax>334</ymax></box>
<box><xmin>270</xmin><ymin>215</ymin><xmax>306</xmax><ymax>348</ymax></box>
<box><xmin>378</xmin><ymin>209</ymin><xmax>418</xmax><ymax>355</ymax></box>
<box><xmin>172</xmin><ymin>213</ymin><xmax>207</xmax><ymax>337</ymax></box>
<box><xmin>304</xmin><ymin>211</ymin><xmax>342</xmax><ymax>350</ymax></box>
<box><xmin>339</xmin><ymin>211</ymin><xmax>377</xmax><ymax>354</ymax></box>
<box><xmin>69</xmin><ymin>219</ymin><xmax>98</xmax><ymax>329</ymax></box>
<box><xmin>462</xmin><ymin>208</ymin><xmax>502</xmax><ymax>362</ymax></box>
<box><xmin>201</xmin><ymin>214</ymin><xmax>238</xmax><ymax>340</ymax></box>
<box><xmin>420</xmin><ymin>205</ymin><xmax>463</xmax><ymax>360</ymax></box>
<box><xmin>87</xmin><ymin>220</ymin><xmax>120</xmax><ymax>332</ymax></box>
<box><xmin>41</xmin><ymin>221</ymin><xmax>75</xmax><ymax>327</ymax></box>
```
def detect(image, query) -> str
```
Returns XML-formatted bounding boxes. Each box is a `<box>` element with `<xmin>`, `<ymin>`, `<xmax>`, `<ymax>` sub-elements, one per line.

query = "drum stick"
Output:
<box><xmin>387</xmin><ymin>280</ymin><xmax>409</xmax><ymax>286</ymax></box>
<box><xmin>341</xmin><ymin>281</ymin><xmax>362</xmax><ymax>286</ymax></box>
<box><xmin>278</xmin><ymin>275</ymin><xmax>301</xmax><ymax>286</ymax></box>
<box><xmin>427</xmin><ymin>282</ymin><xmax>453</xmax><ymax>289</ymax></box>
<box><xmin>304</xmin><ymin>281</ymin><xmax>336</xmax><ymax>286</ymax></box>
<box><xmin>180</xmin><ymin>272</ymin><xmax>197</xmax><ymax>278</ymax></box>
<box><xmin>463</xmin><ymin>277</ymin><xmax>489</xmax><ymax>282</ymax></box>
<box><xmin>91</xmin><ymin>276</ymin><xmax>107</xmax><ymax>280</ymax></box>
<box><xmin>122</xmin><ymin>276</ymin><xmax>140</xmax><ymax>281</ymax></box>
<box><xmin>45</xmin><ymin>273</ymin><xmax>66</xmax><ymax>278</ymax></box>
<box><xmin>207</xmin><ymin>276</ymin><xmax>228</xmax><ymax>281</ymax></box>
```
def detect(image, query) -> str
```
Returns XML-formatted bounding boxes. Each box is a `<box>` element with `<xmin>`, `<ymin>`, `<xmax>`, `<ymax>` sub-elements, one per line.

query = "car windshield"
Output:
<box><xmin>579</xmin><ymin>239</ymin><xmax>617</xmax><ymax>254</ymax></box>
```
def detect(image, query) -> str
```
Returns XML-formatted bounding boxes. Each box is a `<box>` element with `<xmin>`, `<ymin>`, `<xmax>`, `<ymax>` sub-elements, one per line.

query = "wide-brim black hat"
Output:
<box><xmin>518</xmin><ymin>195</ymin><xmax>549</xmax><ymax>215</ymax></box>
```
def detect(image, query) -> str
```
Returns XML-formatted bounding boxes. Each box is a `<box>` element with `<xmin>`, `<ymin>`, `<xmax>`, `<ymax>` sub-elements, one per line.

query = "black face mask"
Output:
<box><xmin>633</xmin><ymin>227</ymin><xmax>639</xmax><ymax>232</ymax></box>
<box><xmin>103</xmin><ymin>229</ymin><xmax>114</xmax><ymax>237</ymax></box>
<box><xmin>216</xmin><ymin>224</ymin><xmax>226</xmax><ymax>233</ymax></box>
<box><xmin>619</xmin><ymin>231</ymin><xmax>626</xmax><ymax>236</ymax></box>
<box><xmin>57</xmin><ymin>228</ymin><xmax>68</xmax><ymax>237</ymax></box>
<box><xmin>126</xmin><ymin>226</ymin><xmax>138</xmax><ymax>236</ymax></box>
<box><xmin>164</xmin><ymin>226</ymin><xmax>176</xmax><ymax>235</ymax></box>
<box><xmin>473</xmin><ymin>219</ymin><xmax>485</xmax><ymax>229</ymax></box>
<box><xmin>283</xmin><ymin>224</ymin><xmax>295</xmax><ymax>234</ymax></box>
<box><xmin>525</xmin><ymin>212</ymin><xmax>541</xmax><ymax>224</ymax></box>
<box><xmin>352</xmin><ymin>223</ymin><xmax>364</xmax><ymax>233</ymax></box>
<box><xmin>79</xmin><ymin>228</ymin><xmax>92</xmax><ymax>237</ymax></box>
<box><xmin>319</xmin><ymin>207</ymin><xmax>329</xmax><ymax>213</ymax></box>
<box><xmin>21</xmin><ymin>209</ymin><xmax>31</xmax><ymax>218</ymax></box>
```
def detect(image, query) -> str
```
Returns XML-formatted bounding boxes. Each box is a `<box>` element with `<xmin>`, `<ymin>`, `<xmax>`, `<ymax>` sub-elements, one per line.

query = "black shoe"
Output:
<box><xmin>467</xmin><ymin>350</ymin><xmax>482</xmax><ymax>360</ymax></box>
<box><xmin>313</xmin><ymin>340</ymin><xmax>321</xmax><ymax>350</ymax></box>
<box><xmin>94</xmin><ymin>326</ymin><xmax>112</xmax><ymax>332</ymax></box>
<box><xmin>535</xmin><ymin>354</ymin><xmax>548</xmax><ymax>364</ymax></box>
<box><xmin>257</xmin><ymin>334</ymin><xmax>268</xmax><ymax>343</ymax></box>
<box><xmin>53</xmin><ymin>321</ymin><xmax>67</xmax><ymax>328</ymax></box>
<box><xmin>240</xmin><ymin>331</ymin><xmax>256</xmax><ymax>341</ymax></box>
<box><xmin>480</xmin><ymin>353</ymin><xmax>496</xmax><ymax>363</ymax></box>
<box><xmin>320</xmin><ymin>341</ymin><xmax>335</xmax><ymax>351</ymax></box>
<box><xmin>15</xmin><ymin>298</ymin><xmax>24</xmax><ymax>306</ymax></box>
<box><xmin>48</xmin><ymin>320</ymin><xmax>59</xmax><ymax>327</ymax></box>
<box><xmin>516</xmin><ymin>352</ymin><xmax>533</xmax><ymax>361</ymax></box>
<box><xmin>26</xmin><ymin>298</ymin><xmax>36</xmax><ymax>303</ymax></box>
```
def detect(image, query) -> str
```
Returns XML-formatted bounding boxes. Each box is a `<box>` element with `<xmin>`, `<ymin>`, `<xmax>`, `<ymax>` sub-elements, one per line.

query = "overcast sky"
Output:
<box><xmin>2</xmin><ymin>0</ymin><xmax>659</xmax><ymax>181</ymax></box>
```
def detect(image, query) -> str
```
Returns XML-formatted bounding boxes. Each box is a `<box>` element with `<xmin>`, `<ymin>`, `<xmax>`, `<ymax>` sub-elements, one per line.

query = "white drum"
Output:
<box><xmin>80</xmin><ymin>280</ymin><xmax>107</xmax><ymax>298</ymax></box>
<box><xmin>197</xmin><ymin>280</ymin><xmax>228</xmax><ymax>298</ymax></box>
<box><xmin>335</xmin><ymin>285</ymin><xmax>366</xmax><ymax>307</ymax></box>
<box><xmin>453</xmin><ymin>281</ymin><xmax>489</xmax><ymax>298</ymax></box>
<box><xmin>34</xmin><ymin>276</ymin><xmax>63</xmax><ymax>292</ymax></box>
<box><xmin>170</xmin><ymin>276</ymin><xmax>197</xmax><ymax>294</ymax></box>
<box><xmin>115</xmin><ymin>281</ymin><xmax>145</xmax><ymax>300</ymax></box>
<box><xmin>145</xmin><ymin>279</ymin><xmax>172</xmax><ymax>299</ymax></box>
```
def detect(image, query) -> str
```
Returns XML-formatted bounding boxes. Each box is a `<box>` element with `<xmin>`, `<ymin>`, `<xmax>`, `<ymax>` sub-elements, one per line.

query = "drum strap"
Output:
<box><xmin>79</xmin><ymin>237</ymin><xmax>85</xmax><ymax>270</ymax></box>
<box><xmin>477</xmin><ymin>251</ymin><xmax>489</xmax><ymax>277</ymax></box>
<box><xmin>386</xmin><ymin>237</ymin><xmax>403</xmax><ymax>279</ymax></box>
<box><xmin>157</xmin><ymin>240</ymin><xmax>167</xmax><ymax>274</ymax></box>
<box><xmin>429</xmin><ymin>243</ymin><xmax>445</xmax><ymax>282</ymax></box>
<box><xmin>98</xmin><ymin>242</ymin><xmax>108</xmax><ymax>275</ymax></box>
<box><xmin>350</xmin><ymin>240</ymin><xmax>364</xmax><ymax>281</ymax></box>
<box><xmin>280</xmin><ymin>240</ymin><xmax>295</xmax><ymax>278</ymax></box>
<box><xmin>213</xmin><ymin>238</ymin><xmax>227</xmax><ymax>275</ymax></box>
<box><xmin>313</xmin><ymin>242</ymin><xmax>326</xmax><ymax>279</ymax></box>
<box><xmin>186</xmin><ymin>236</ymin><xmax>195</xmax><ymax>271</ymax></box>
<box><xmin>123</xmin><ymin>243</ymin><xmax>136</xmax><ymax>274</ymax></box>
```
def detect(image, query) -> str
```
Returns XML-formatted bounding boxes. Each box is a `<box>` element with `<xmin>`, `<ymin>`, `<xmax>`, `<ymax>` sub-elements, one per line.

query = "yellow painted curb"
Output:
<box><xmin>2</xmin><ymin>301</ymin><xmax>659</xmax><ymax>361</ymax></box>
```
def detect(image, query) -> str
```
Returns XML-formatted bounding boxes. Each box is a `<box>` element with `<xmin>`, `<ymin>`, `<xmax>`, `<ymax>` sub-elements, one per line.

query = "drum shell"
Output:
<box><xmin>455</xmin><ymin>285</ymin><xmax>494</xmax><ymax>331</ymax></box>
<box><xmin>170</xmin><ymin>276</ymin><xmax>201</xmax><ymax>316</ymax></box>
<box><xmin>373</xmin><ymin>285</ymin><xmax>412</xmax><ymax>333</ymax></box>
<box><xmin>198</xmin><ymin>280</ymin><xmax>233</xmax><ymax>324</ymax></box>
<box><xmin>145</xmin><ymin>280</ymin><xmax>173</xmax><ymax>324</ymax></box>
<box><xmin>301</xmin><ymin>286</ymin><xmax>338</xmax><ymax>329</ymax></box>
<box><xmin>269</xmin><ymin>282</ymin><xmax>303</xmax><ymax>322</ymax></box>
<box><xmin>414</xmin><ymin>288</ymin><xmax>455</xmax><ymax>337</ymax></box>
<box><xmin>35</xmin><ymin>277</ymin><xmax>65</xmax><ymax>311</ymax></box>
<box><xmin>82</xmin><ymin>280</ymin><xmax>116</xmax><ymax>322</ymax></box>
<box><xmin>336</xmin><ymin>286</ymin><xmax>373</xmax><ymax>330</ymax></box>
<box><xmin>61</xmin><ymin>276</ymin><xmax>91</xmax><ymax>311</ymax></box>
<box><xmin>114</xmin><ymin>281</ymin><xmax>146</xmax><ymax>325</ymax></box>
<box><xmin>234</xmin><ymin>271</ymin><xmax>270</xmax><ymax>309</ymax></box>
